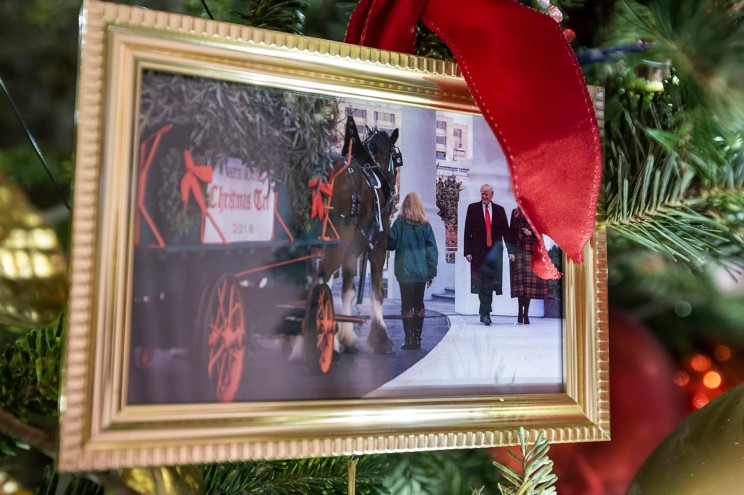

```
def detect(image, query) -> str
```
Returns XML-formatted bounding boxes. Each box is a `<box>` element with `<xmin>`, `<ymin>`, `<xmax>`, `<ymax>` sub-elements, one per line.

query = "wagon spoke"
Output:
<box><xmin>227</xmin><ymin>301</ymin><xmax>241</xmax><ymax>325</ymax></box>
<box><xmin>216</xmin><ymin>352</ymin><xmax>228</xmax><ymax>390</ymax></box>
<box><xmin>199</xmin><ymin>274</ymin><xmax>246</xmax><ymax>403</ymax></box>
<box><xmin>208</xmin><ymin>323</ymin><xmax>222</xmax><ymax>341</ymax></box>
<box><xmin>305</xmin><ymin>284</ymin><xmax>335</xmax><ymax>374</ymax></box>
<box><xmin>208</xmin><ymin>343</ymin><xmax>226</xmax><ymax>375</ymax></box>
<box><xmin>228</xmin><ymin>285</ymin><xmax>237</xmax><ymax>318</ymax></box>
<box><xmin>215</xmin><ymin>280</ymin><xmax>228</xmax><ymax>326</ymax></box>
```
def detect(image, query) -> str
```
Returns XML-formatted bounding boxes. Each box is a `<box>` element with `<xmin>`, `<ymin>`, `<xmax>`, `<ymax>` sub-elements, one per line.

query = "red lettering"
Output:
<box><xmin>254</xmin><ymin>189</ymin><xmax>266</xmax><ymax>210</ymax></box>
<box><xmin>208</xmin><ymin>185</ymin><xmax>218</xmax><ymax>208</ymax></box>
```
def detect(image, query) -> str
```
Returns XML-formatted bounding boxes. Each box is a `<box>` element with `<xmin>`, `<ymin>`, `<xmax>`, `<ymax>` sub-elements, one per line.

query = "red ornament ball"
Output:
<box><xmin>492</xmin><ymin>309</ymin><xmax>687</xmax><ymax>494</ymax></box>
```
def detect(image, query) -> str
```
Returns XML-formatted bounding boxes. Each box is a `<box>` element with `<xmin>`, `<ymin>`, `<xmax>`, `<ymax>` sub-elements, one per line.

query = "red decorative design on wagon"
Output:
<box><xmin>180</xmin><ymin>150</ymin><xmax>227</xmax><ymax>244</ymax></box>
<box><xmin>136</xmin><ymin>124</ymin><xmax>173</xmax><ymax>248</ymax></box>
<box><xmin>308</xmin><ymin>177</ymin><xmax>333</xmax><ymax>221</ymax></box>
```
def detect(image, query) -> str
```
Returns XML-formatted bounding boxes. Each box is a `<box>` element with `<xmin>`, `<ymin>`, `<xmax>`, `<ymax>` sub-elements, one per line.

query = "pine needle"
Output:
<box><xmin>490</xmin><ymin>427</ymin><xmax>558</xmax><ymax>495</ymax></box>
<box><xmin>602</xmin><ymin>70</ymin><xmax>744</xmax><ymax>271</ymax></box>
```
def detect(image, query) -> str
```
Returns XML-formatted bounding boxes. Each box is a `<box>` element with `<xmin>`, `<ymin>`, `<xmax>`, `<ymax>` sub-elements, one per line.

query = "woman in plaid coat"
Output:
<box><xmin>507</xmin><ymin>208</ymin><xmax>548</xmax><ymax>324</ymax></box>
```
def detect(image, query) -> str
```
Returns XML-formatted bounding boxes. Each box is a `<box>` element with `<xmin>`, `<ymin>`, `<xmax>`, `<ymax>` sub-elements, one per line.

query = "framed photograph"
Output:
<box><xmin>60</xmin><ymin>0</ymin><xmax>608</xmax><ymax>471</ymax></box>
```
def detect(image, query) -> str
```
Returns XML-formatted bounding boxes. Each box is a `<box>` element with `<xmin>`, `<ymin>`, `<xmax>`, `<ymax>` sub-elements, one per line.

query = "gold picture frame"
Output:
<box><xmin>60</xmin><ymin>0</ymin><xmax>608</xmax><ymax>471</ymax></box>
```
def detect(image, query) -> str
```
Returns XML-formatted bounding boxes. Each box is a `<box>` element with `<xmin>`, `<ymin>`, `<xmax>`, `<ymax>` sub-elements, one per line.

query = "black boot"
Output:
<box><xmin>523</xmin><ymin>298</ymin><xmax>531</xmax><ymax>325</ymax></box>
<box><xmin>517</xmin><ymin>297</ymin><xmax>524</xmax><ymax>324</ymax></box>
<box><xmin>412</xmin><ymin>310</ymin><xmax>424</xmax><ymax>350</ymax></box>
<box><xmin>401</xmin><ymin>318</ymin><xmax>416</xmax><ymax>349</ymax></box>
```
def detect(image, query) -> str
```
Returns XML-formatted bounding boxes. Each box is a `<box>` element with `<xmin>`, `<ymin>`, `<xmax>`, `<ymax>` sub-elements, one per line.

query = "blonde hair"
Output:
<box><xmin>398</xmin><ymin>192</ymin><xmax>428</xmax><ymax>225</ymax></box>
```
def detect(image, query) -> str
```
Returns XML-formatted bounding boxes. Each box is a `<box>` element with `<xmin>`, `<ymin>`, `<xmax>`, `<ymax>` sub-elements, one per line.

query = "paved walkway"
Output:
<box><xmin>130</xmin><ymin>296</ymin><xmax>562</xmax><ymax>403</ymax></box>
<box><xmin>350</xmin><ymin>297</ymin><xmax>564</xmax><ymax>399</ymax></box>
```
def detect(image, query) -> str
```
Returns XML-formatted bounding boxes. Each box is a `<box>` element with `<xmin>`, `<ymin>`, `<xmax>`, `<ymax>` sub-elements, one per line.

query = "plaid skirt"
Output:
<box><xmin>509</xmin><ymin>251</ymin><xmax>549</xmax><ymax>299</ymax></box>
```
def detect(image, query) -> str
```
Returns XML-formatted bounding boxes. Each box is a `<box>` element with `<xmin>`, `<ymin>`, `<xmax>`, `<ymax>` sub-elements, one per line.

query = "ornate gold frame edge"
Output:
<box><xmin>59</xmin><ymin>0</ymin><xmax>610</xmax><ymax>471</ymax></box>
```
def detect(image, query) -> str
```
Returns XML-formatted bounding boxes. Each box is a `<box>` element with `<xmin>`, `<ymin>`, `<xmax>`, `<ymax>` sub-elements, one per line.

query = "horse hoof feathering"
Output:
<box><xmin>335</xmin><ymin>321</ymin><xmax>359</xmax><ymax>353</ymax></box>
<box><xmin>367</xmin><ymin>297</ymin><xmax>394</xmax><ymax>354</ymax></box>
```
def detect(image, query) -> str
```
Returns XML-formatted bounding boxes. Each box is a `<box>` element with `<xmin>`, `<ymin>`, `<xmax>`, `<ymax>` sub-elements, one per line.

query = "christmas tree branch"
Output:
<box><xmin>201</xmin><ymin>456</ymin><xmax>387</xmax><ymax>494</ymax></box>
<box><xmin>490</xmin><ymin>427</ymin><xmax>557</xmax><ymax>495</ymax></box>
<box><xmin>601</xmin><ymin>65</ymin><xmax>744</xmax><ymax>270</ymax></box>
<box><xmin>0</xmin><ymin>410</ymin><xmax>139</xmax><ymax>495</ymax></box>
<box><xmin>0</xmin><ymin>408</ymin><xmax>54</xmax><ymax>457</ymax></box>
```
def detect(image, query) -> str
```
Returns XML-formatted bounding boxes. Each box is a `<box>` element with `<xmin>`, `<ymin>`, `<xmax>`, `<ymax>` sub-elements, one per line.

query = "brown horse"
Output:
<box><xmin>320</xmin><ymin>116</ymin><xmax>401</xmax><ymax>354</ymax></box>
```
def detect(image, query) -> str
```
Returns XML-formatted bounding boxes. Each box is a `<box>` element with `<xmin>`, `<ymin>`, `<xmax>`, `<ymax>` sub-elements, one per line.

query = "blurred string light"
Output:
<box><xmin>690</xmin><ymin>354</ymin><xmax>711</xmax><ymax>372</ymax></box>
<box><xmin>703</xmin><ymin>370</ymin><xmax>722</xmax><ymax>389</ymax></box>
<box><xmin>535</xmin><ymin>0</ymin><xmax>575</xmax><ymax>42</ymax></box>
<box><xmin>675</xmin><ymin>347</ymin><xmax>735</xmax><ymax>410</ymax></box>
<box><xmin>714</xmin><ymin>345</ymin><xmax>732</xmax><ymax>361</ymax></box>
<box><xmin>0</xmin><ymin>471</ymin><xmax>31</xmax><ymax>495</ymax></box>
<box><xmin>674</xmin><ymin>300</ymin><xmax>693</xmax><ymax>317</ymax></box>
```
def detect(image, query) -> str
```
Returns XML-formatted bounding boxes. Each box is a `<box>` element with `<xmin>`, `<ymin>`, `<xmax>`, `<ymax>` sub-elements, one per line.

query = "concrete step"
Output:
<box><xmin>431</xmin><ymin>291</ymin><xmax>455</xmax><ymax>300</ymax></box>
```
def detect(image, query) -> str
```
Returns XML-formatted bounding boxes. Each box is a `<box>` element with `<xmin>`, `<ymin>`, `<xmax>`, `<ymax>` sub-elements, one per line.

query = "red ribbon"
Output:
<box><xmin>308</xmin><ymin>177</ymin><xmax>333</xmax><ymax>220</ymax></box>
<box><xmin>345</xmin><ymin>0</ymin><xmax>602</xmax><ymax>279</ymax></box>
<box><xmin>180</xmin><ymin>150</ymin><xmax>213</xmax><ymax>212</ymax></box>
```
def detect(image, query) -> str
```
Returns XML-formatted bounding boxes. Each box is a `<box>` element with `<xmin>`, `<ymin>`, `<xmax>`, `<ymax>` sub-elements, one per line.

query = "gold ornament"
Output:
<box><xmin>121</xmin><ymin>466</ymin><xmax>204</xmax><ymax>495</ymax></box>
<box><xmin>628</xmin><ymin>383</ymin><xmax>744</xmax><ymax>494</ymax></box>
<box><xmin>0</xmin><ymin>470</ymin><xmax>33</xmax><ymax>495</ymax></box>
<box><xmin>0</xmin><ymin>168</ymin><xmax>67</xmax><ymax>327</ymax></box>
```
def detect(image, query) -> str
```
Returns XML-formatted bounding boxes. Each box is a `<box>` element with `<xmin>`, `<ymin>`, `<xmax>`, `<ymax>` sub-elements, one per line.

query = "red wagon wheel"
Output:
<box><xmin>196</xmin><ymin>274</ymin><xmax>246</xmax><ymax>402</ymax></box>
<box><xmin>304</xmin><ymin>284</ymin><xmax>336</xmax><ymax>373</ymax></box>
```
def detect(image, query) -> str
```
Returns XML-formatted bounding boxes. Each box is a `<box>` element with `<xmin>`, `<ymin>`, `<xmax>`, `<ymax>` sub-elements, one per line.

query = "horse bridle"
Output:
<box><xmin>363</xmin><ymin>129</ymin><xmax>402</xmax><ymax>173</ymax></box>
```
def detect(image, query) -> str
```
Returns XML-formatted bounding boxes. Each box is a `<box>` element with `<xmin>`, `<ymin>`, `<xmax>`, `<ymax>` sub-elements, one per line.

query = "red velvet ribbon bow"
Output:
<box><xmin>308</xmin><ymin>177</ymin><xmax>333</xmax><ymax>220</ymax></box>
<box><xmin>180</xmin><ymin>150</ymin><xmax>213</xmax><ymax>212</ymax></box>
<box><xmin>345</xmin><ymin>0</ymin><xmax>602</xmax><ymax>279</ymax></box>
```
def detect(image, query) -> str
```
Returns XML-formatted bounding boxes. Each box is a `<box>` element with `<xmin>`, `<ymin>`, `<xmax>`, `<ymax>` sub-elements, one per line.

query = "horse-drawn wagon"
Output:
<box><xmin>130</xmin><ymin>105</ymin><xmax>401</xmax><ymax>403</ymax></box>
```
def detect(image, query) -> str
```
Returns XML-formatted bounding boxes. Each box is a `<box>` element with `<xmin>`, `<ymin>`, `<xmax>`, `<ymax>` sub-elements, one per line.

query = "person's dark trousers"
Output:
<box><xmin>478</xmin><ymin>286</ymin><xmax>493</xmax><ymax>319</ymax></box>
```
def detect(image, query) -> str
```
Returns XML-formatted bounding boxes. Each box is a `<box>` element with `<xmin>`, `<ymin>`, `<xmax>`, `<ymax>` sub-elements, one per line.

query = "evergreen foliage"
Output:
<box><xmin>202</xmin><ymin>457</ymin><xmax>386</xmax><ymax>494</ymax></box>
<box><xmin>0</xmin><ymin>317</ymin><xmax>63</xmax><ymax>490</ymax></box>
<box><xmin>0</xmin><ymin>316</ymin><xmax>62</xmax><ymax>435</ymax></box>
<box><xmin>598</xmin><ymin>47</ymin><xmax>744</xmax><ymax>269</ymax></box>
<box><xmin>233</xmin><ymin>0</ymin><xmax>308</xmax><ymax>34</ymax></box>
<box><xmin>609</xmin><ymin>249</ymin><xmax>744</xmax><ymax>356</ymax></box>
<box><xmin>138</xmin><ymin>70</ymin><xmax>340</xmax><ymax>230</ymax></box>
<box><xmin>37</xmin><ymin>468</ymin><xmax>105</xmax><ymax>495</ymax></box>
<box><xmin>302</xmin><ymin>0</ymin><xmax>356</xmax><ymax>41</ymax></box>
<box><xmin>435</xmin><ymin>176</ymin><xmax>463</xmax><ymax>223</ymax></box>
<box><xmin>382</xmin><ymin>450</ymin><xmax>503</xmax><ymax>495</ymax></box>
<box><xmin>610</xmin><ymin>0</ymin><xmax>744</xmax><ymax>127</ymax></box>
<box><xmin>0</xmin><ymin>147</ymin><xmax>72</xmax><ymax>211</ymax></box>
<box><xmin>413</xmin><ymin>24</ymin><xmax>454</xmax><ymax>62</ymax></box>
<box><xmin>0</xmin><ymin>0</ymin><xmax>80</xmax><ymax>155</ymax></box>
<box><xmin>490</xmin><ymin>428</ymin><xmax>557</xmax><ymax>495</ymax></box>
<box><xmin>436</xmin><ymin>175</ymin><xmax>464</xmax><ymax>250</ymax></box>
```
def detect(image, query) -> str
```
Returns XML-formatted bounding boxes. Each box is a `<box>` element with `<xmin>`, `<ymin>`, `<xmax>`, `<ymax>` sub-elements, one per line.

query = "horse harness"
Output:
<box><xmin>339</xmin><ymin>133</ymin><xmax>402</xmax><ymax>250</ymax></box>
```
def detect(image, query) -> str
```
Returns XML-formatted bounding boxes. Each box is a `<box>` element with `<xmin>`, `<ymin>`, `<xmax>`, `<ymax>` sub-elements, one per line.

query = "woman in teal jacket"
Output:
<box><xmin>387</xmin><ymin>192</ymin><xmax>438</xmax><ymax>350</ymax></box>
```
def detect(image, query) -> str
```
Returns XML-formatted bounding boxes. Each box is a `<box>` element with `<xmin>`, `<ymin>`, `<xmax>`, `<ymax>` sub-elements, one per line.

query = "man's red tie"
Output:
<box><xmin>485</xmin><ymin>206</ymin><xmax>492</xmax><ymax>247</ymax></box>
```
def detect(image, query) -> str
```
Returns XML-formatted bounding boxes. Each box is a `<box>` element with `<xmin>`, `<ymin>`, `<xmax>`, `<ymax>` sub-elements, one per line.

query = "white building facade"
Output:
<box><xmin>336</xmin><ymin>99</ymin><xmax>542</xmax><ymax>317</ymax></box>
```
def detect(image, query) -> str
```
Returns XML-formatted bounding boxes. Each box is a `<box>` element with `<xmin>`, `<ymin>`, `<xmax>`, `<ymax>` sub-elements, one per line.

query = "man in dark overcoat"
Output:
<box><xmin>463</xmin><ymin>184</ymin><xmax>510</xmax><ymax>326</ymax></box>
